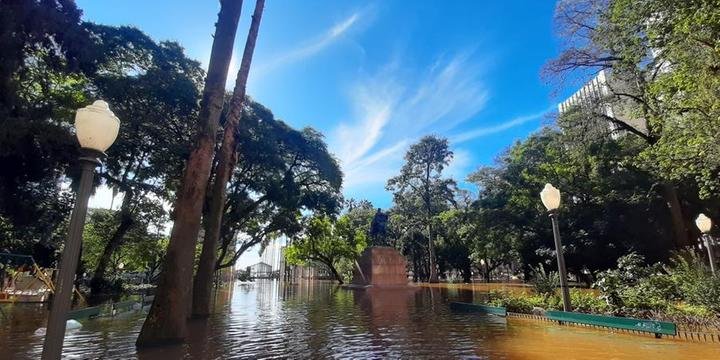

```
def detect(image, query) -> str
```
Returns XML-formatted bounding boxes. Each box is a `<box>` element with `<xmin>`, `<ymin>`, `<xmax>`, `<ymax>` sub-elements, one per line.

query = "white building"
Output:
<box><xmin>557</xmin><ymin>69</ymin><xmax>648</xmax><ymax>137</ymax></box>
<box><xmin>249</xmin><ymin>262</ymin><xmax>272</xmax><ymax>278</ymax></box>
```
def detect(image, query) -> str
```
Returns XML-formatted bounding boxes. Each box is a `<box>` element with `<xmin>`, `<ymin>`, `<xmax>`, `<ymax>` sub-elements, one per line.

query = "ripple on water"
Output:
<box><xmin>1</xmin><ymin>281</ymin><xmax>717</xmax><ymax>359</ymax></box>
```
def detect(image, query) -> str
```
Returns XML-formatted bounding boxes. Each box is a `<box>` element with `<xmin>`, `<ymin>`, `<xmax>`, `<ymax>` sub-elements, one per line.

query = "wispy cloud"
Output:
<box><xmin>450</xmin><ymin>108</ymin><xmax>551</xmax><ymax>144</ymax></box>
<box><xmin>252</xmin><ymin>11</ymin><xmax>362</xmax><ymax>77</ymax></box>
<box><xmin>333</xmin><ymin>52</ymin><xmax>489</xmax><ymax>188</ymax></box>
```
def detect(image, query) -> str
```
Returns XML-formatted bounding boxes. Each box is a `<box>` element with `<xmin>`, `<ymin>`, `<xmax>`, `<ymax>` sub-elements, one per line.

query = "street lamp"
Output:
<box><xmin>540</xmin><ymin>183</ymin><xmax>571</xmax><ymax>312</ymax></box>
<box><xmin>42</xmin><ymin>100</ymin><xmax>119</xmax><ymax>360</ymax></box>
<box><xmin>695</xmin><ymin>213</ymin><xmax>715</xmax><ymax>275</ymax></box>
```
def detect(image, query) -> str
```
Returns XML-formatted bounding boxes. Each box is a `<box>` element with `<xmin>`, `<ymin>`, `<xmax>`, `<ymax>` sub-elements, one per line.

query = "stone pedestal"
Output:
<box><xmin>351</xmin><ymin>247</ymin><xmax>409</xmax><ymax>287</ymax></box>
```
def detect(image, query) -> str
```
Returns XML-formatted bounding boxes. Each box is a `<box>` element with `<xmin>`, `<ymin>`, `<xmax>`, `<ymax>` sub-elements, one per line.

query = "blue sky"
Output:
<box><xmin>80</xmin><ymin>1</ymin><xmax>563</xmax><ymax>209</ymax></box>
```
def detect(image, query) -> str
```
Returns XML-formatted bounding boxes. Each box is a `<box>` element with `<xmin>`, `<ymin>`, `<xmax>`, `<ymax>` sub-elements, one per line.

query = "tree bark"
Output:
<box><xmin>660</xmin><ymin>183</ymin><xmax>690</xmax><ymax>248</ymax></box>
<box><xmin>424</xmin><ymin>162</ymin><xmax>439</xmax><ymax>283</ymax></box>
<box><xmin>327</xmin><ymin>263</ymin><xmax>344</xmax><ymax>285</ymax></box>
<box><xmin>461</xmin><ymin>261</ymin><xmax>471</xmax><ymax>283</ymax></box>
<box><xmin>427</xmin><ymin>226</ymin><xmax>439</xmax><ymax>283</ymax></box>
<box><xmin>191</xmin><ymin>0</ymin><xmax>265</xmax><ymax>319</ymax></box>
<box><xmin>136</xmin><ymin>0</ymin><xmax>243</xmax><ymax>347</ymax></box>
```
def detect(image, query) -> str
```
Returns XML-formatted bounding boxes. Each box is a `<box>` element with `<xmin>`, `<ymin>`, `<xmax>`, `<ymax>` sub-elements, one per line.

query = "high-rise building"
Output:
<box><xmin>557</xmin><ymin>69</ymin><xmax>648</xmax><ymax>137</ymax></box>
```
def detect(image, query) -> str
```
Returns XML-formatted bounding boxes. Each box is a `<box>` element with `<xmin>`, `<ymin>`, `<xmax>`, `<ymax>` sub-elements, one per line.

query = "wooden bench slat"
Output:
<box><xmin>545</xmin><ymin>310</ymin><xmax>677</xmax><ymax>336</ymax></box>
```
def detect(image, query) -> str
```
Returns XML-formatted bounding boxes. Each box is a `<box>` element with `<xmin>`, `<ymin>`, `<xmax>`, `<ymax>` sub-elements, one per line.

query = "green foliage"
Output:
<box><xmin>387</xmin><ymin>136</ymin><xmax>456</xmax><ymax>281</ymax></box>
<box><xmin>548</xmin><ymin>0</ymin><xmax>720</xmax><ymax>200</ymax></box>
<box><xmin>466</xmin><ymin>128</ymin><xmax>675</xmax><ymax>279</ymax></box>
<box><xmin>594</xmin><ymin>253</ymin><xmax>677</xmax><ymax>314</ymax></box>
<box><xmin>0</xmin><ymin>1</ymin><xmax>204</xmax><ymax>273</ymax></box>
<box><xmin>595</xmin><ymin>251</ymin><xmax>720</xmax><ymax>316</ymax></box>
<box><xmin>488</xmin><ymin>291</ymin><xmax>552</xmax><ymax>313</ymax></box>
<box><xmin>529</xmin><ymin>265</ymin><xmax>560</xmax><ymax>297</ymax></box>
<box><xmin>666</xmin><ymin>253</ymin><xmax>720</xmax><ymax>312</ymax></box>
<box><xmin>285</xmin><ymin>215</ymin><xmax>367</xmax><ymax>284</ymax></box>
<box><xmin>82</xmin><ymin>209</ymin><xmax>168</xmax><ymax>281</ymax></box>
<box><xmin>214</xmin><ymin>103</ymin><xmax>344</xmax><ymax>269</ymax></box>
<box><xmin>570</xmin><ymin>290</ymin><xmax>609</xmax><ymax>314</ymax></box>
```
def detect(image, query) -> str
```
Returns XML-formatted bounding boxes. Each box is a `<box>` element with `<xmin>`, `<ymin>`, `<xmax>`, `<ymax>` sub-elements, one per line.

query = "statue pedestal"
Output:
<box><xmin>350</xmin><ymin>247</ymin><xmax>409</xmax><ymax>288</ymax></box>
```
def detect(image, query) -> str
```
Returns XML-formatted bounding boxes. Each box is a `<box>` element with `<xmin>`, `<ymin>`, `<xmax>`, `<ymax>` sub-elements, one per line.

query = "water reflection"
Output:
<box><xmin>0</xmin><ymin>280</ymin><xmax>716</xmax><ymax>359</ymax></box>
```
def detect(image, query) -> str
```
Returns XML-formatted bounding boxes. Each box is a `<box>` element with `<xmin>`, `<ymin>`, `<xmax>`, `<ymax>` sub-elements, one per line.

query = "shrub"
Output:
<box><xmin>594</xmin><ymin>252</ymin><xmax>677</xmax><ymax>315</ymax></box>
<box><xmin>489</xmin><ymin>291</ymin><xmax>545</xmax><ymax>313</ymax></box>
<box><xmin>569</xmin><ymin>289</ymin><xmax>608</xmax><ymax>314</ymax></box>
<box><xmin>663</xmin><ymin>252</ymin><xmax>720</xmax><ymax>312</ymax></box>
<box><xmin>529</xmin><ymin>264</ymin><xmax>559</xmax><ymax>297</ymax></box>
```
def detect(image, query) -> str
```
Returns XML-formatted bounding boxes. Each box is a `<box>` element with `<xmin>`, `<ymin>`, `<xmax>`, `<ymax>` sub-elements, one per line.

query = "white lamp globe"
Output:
<box><xmin>540</xmin><ymin>183</ymin><xmax>561</xmax><ymax>211</ymax></box>
<box><xmin>695</xmin><ymin>213</ymin><xmax>712</xmax><ymax>234</ymax></box>
<box><xmin>74</xmin><ymin>100</ymin><xmax>120</xmax><ymax>152</ymax></box>
<box><xmin>118</xmin><ymin>262</ymin><xmax>125</xmax><ymax>270</ymax></box>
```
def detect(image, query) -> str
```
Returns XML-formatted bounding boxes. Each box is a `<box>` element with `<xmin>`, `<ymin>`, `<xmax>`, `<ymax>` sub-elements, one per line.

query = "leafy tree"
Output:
<box><xmin>86</xmin><ymin>25</ymin><xmax>204</xmax><ymax>295</ymax></box>
<box><xmin>207</xmin><ymin>102</ymin><xmax>343</xmax><ymax>272</ymax></box>
<box><xmin>435</xmin><ymin>209</ymin><xmax>473</xmax><ymax>282</ymax></box>
<box><xmin>387</xmin><ymin>135</ymin><xmax>456</xmax><ymax>283</ymax></box>
<box><xmin>0</xmin><ymin>0</ymin><xmax>96</xmax><ymax>260</ymax></box>
<box><xmin>546</xmin><ymin>0</ymin><xmax>720</xmax><ymax>247</ymax></box>
<box><xmin>82</xmin><ymin>208</ymin><xmax>168</xmax><ymax>286</ymax></box>
<box><xmin>467</xmin><ymin>128</ymin><xmax>676</xmax><ymax>282</ymax></box>
<box><xmin>285</xmin><ymin>215</ymin><xmax>367</xmax><ymax>284</ymax></box>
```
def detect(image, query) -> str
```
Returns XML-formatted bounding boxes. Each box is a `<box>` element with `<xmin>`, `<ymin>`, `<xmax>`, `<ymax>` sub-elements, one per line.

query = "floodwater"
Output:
<box><xmin>1</xmin><ymin>281</ymin><xmax>717</xmax><ymax>359</ymax></box>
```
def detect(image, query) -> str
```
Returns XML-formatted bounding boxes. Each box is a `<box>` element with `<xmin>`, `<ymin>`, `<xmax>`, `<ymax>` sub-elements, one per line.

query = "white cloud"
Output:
<box><xmin>450</xmin><ymin>109</ymin><xmax>549</xmax><ymax>144</ymax></box>
<box><xmin>332</xmin><ymin>52</ymin><xmax>489</xmax><ymax>190</ymax></box>
<box><xmin>252</xmin><ymin>11</ymin><xmax>362</xmax><ymax>78</ymax></box>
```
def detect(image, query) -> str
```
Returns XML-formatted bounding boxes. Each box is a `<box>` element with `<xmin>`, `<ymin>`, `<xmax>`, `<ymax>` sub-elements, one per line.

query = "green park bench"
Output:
<box><xmin>66</xmin><ymin>306</ymin><xmax>102</xmax><ymax>320</ymax></box>
<box><xmin>450</xmin><ymin>302</ymin><xmax>507</xmax><ymax>317</ymax></box>
<box><xmin>545</xmin><ymin>310</ymin><xmax>677</xmax><ymax>338</ymax></box>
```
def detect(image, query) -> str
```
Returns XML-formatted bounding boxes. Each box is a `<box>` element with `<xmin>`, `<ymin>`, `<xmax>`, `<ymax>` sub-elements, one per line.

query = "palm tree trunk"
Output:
<box><xmin>136</xmin><ymin>0</ymin><xmax>243</xmax><ymax>347</ymax></box>
<box><xmin>191</xmin><ymin>0</ymin><xmax>265</xmax><ymax>319</ymax></box>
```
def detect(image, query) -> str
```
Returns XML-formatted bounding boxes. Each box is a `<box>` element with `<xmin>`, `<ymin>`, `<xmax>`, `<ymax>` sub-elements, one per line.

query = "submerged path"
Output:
<box><xmin>1</xmin><ymin>281</ymin><xmax>716</xmax><ymax>359</ymax></box>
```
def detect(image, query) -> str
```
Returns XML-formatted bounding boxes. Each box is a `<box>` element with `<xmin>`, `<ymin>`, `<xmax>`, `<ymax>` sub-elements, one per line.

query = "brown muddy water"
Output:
<box><xmin>0</xmin><ymin>280</ymin><xmax>717</xmax><ymax>359</ymax></box>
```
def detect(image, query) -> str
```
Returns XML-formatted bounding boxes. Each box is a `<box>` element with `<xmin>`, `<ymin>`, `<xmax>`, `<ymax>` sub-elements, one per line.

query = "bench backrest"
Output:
<box><xmin>66</xmin><ymin>306</ymin><xmax>101</xmax><ymax>320</ymax></box>
<box><xmin>450</xmin><ymin>302</ymin><xmax>507</xmax><ymax>317</ymax></box>
<box><xmin>545</xmin><ymin>310</ymin><xmax>677</xmax><ymax>335</ymax></box>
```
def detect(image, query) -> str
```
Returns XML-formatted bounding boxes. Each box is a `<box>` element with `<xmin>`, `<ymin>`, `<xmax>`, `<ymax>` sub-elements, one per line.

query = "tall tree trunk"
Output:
<box><xmin>461</xmin><ymin>261</ymin><xmax>471</xmax><ymax>283</ymax></box>
<box><xmin>90</xmin><ymin>192</ymin><xmax>134</xmax><ymax>296</ymax></box>
<box><xmin>192</xmin><ymin>0</ymin><xmax>265</xmax><ymax>319</ymax></box>
<box><xmin>427</xmin><ymin>223</ymin><xmax>439</xmax><ymax>283</ymax></box>
<box><xmin>136</xmin><ymin>0</ymin><xmax>243</xmax><ymax>347</ymax></box>
<box><xmin>660</xmin><ymin>183</ymin><xmax>690</xmax><ymax>248</ymax></box>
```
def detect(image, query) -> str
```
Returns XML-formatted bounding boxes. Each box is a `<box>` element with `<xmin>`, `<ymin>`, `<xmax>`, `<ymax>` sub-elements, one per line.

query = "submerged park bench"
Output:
<box><xmin>545</xmin><ymin>310</ymin><xmax>677</xmax><ymax>338</ymax></box>
<box><xmin>66</xmin><ymin>299</ymin><xmax>144</xmax><ymax>320</ymax></box>
<box><xmin>449</xmin><ymin>302</ymin><xmax>507</xmax><ymax>317</ymax></box>
<box><xmin>111</xmin><ymin>300</ymin><xmax>137</xmax><ymax>315</ymax></box>
<box><xmin>66</xmin><ymin>305</ymin><xmax>102</xmax><ymax>320</ymax></box>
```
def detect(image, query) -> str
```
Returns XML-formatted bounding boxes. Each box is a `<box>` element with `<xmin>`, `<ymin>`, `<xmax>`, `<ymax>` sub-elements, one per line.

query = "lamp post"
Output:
<box><xmin>695</xmin><ymin>213</ymin><xmax>715</xmax><ymax>276</ymax></box>
<box><xmin>540</xmin><ymin>183</ymin><xmax>571</xmax><ymax>312</ymax></box>
<box><xmin>41</xmin><ymin>100</ymin><xmax>119</xmax><ymax>360</ymax></box>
